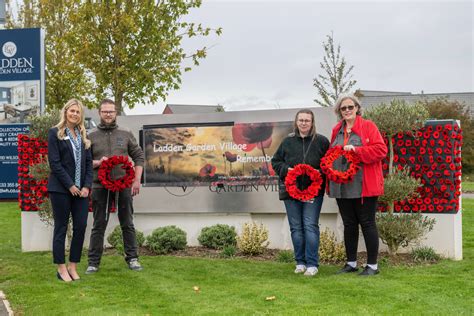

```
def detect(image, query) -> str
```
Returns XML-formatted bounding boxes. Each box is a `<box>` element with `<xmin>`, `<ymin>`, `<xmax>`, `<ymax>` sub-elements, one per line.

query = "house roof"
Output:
<box><xmin>164</xmin><ymin>104</ymin><xmax>220</xmax><ymax>114</ymax></box>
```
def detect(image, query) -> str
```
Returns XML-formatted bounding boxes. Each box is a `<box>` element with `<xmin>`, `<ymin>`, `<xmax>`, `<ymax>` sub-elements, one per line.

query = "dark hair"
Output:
<box><xmin>293</xmin><ymin>109</ymin><xmax>316</xmax><ymax>137</ymax></box>
<box><xmin>98</xmin><ymin>98</ymin><xmax>116</xmax><ymax>111</ymax></box>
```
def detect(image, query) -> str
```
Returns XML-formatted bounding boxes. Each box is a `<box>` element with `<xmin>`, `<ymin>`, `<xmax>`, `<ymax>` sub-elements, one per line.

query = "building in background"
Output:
<box><xmin>358</xmin><ymin>90</ymin><xmax>473</xmax><ymax>119</ymax></box>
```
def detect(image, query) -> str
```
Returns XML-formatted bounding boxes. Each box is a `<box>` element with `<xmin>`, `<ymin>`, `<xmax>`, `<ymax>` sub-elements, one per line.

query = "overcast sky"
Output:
<box><xmin>126</xmin><ymin>0</ymin><xmax>473</xmax><ymax>115</ymax></box>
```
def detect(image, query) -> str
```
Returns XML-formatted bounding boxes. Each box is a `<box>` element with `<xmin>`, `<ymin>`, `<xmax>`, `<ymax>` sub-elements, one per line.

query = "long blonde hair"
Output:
<box><xmin>55</xmin><ymin>98</ymin><xmax>91</xmax><ymax>149</ymax></box>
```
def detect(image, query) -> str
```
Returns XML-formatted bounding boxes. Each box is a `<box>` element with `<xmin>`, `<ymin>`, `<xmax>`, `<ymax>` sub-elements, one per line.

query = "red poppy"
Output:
<box><xmin>232</xmin><ymin>123</ymin><xmax>274</xmax><ymax>152</ymax></box>
<box><xmin>199</xmin><ymin>163</ymin><xmax>217</xmax><ymax>177</ymax></box>
<box><xmin>224</xmin><ymin>151</ymin><xmax>237</xmax><ymax>163</ymax></box>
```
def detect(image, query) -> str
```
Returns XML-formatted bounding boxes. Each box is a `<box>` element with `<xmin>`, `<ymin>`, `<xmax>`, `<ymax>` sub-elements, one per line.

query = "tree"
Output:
<box><xmin>69</xmin><ymin>0</ymin><xmax>222</xmax><ymax>114</ymax></box>
<box><xmin>420</xmin><ymin>96</ymin><xmax>474</xmax><ymax>174</ymax></box>
<box><xmin>313</xmin><ymin>32</ymin><xmax>357</xmax><ymax>107</ymax></box>
<box><xmin>6</xmin><ymin>0</ymin><xmax>93</xmax><ymax>111</ymax></box>
<box><xmin>365</xmin><ymin>100</ymin><xmax>435</xmax><ymax>254</ymax></box>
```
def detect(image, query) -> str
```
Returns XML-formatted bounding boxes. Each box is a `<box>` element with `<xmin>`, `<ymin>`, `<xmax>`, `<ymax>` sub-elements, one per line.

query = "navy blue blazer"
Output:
<box><xmin>47</xmin><ymin>127</ymin><xmax>93</xmax><ymax>194</ymax></box>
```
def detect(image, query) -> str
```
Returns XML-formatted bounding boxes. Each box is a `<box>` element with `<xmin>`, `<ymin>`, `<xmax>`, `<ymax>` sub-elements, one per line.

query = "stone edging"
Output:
<box><xmin>0</xmin><ymin>291</ymin><xmax>13</xmax><ymax>316</ymax></box>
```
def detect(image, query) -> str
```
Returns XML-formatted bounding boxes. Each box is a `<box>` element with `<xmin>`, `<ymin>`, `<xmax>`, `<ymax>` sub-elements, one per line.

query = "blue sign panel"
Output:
<box><xmin>0</xmin><ymin>28</ymin><xmax>42</xmax><ymax>81</ymax></box>
<box><xmin>0</xmin><ymin>124</ymin><xmax>29</xmax><ymax>198</ymax></box>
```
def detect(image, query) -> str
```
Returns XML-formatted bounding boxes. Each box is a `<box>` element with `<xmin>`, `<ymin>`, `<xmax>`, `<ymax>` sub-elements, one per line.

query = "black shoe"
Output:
<box><xmin>336</xmin><ymin>264</ymin><xmax>359</xmax><ymax>274</ymax></box>
<box><xmin>359</xmin><ymin>266</ymin><xmax>379</xmax><ymax>276</ymax></box>
<box><xmin>56</xmin><ymin>271</ymin><xmax>72</xmax><ymax>282</ymax></box>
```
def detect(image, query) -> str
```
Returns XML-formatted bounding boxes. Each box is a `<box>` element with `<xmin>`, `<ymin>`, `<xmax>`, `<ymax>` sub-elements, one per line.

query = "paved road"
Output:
<box><xmin>464</xmin><ymin>193</ymin><xmax>474</xmax><ymax>199</ymax></box>
<box><xmin>0</xmin><ymin>291</ymin><xmax>11</xmax><ymax>316</ymax></box>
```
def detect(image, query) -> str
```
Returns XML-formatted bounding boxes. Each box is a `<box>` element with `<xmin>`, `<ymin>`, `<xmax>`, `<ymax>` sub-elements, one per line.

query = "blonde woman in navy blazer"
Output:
<box><xmin>48</xmin><ymin>99</ymin><xmax>92</xmax><ymax>282</ymax></box>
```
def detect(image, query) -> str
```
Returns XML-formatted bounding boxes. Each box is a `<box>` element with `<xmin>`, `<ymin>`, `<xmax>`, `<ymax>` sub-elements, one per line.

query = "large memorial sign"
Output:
<box><xmin>0</xmin><ymin>28</ymin><xmax>45</xmax><ymax>124</ymax></box>
<box><xmin>142</xmin><ymin>122</ymin><xmax>293</xmax><ymax>187</ymax></box>
<box><xmin>0</xmin><ymin>124</ymin><xmax>29</xmax><ymax>199</ymax></box>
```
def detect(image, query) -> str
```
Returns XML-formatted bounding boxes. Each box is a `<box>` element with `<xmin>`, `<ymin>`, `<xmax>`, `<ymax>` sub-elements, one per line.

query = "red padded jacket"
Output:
<box><xmin>330</xmin><ymin>115</ymin><xmax>388</xmax><ymax>197</ymax></box>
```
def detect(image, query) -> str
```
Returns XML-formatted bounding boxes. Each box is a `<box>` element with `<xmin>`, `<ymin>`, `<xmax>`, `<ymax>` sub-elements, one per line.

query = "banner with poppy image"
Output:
<box><xmin>142</xmin><ymin>122</ymin><xmax>293</xmax><ymax>187</ymax></box>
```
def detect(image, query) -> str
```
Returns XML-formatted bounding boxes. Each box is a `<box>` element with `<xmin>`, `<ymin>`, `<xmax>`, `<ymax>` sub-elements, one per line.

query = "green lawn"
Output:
<box><xmin>1</xmin><ymin>201</ymin><xmax>473</xmax><ymax>315</ymax></box>
<box><xmin>463</xmin><ymin>181</ymin><xmax>474</xmax><ymax>192</ymax></box>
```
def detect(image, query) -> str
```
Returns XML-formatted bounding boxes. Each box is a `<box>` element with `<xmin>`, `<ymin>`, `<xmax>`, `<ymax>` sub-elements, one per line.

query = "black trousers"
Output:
<box><xmin>50</xmin><ymin>192</ymin><xmax>89</xmax><ymax>264</ymax></box>
<box><xmin>88</xmin><ymin>188</ymin><xmax>138</xmax><ymax>266</ymax></box>
<box><xmin>336</xmin><ymin>197</ymin><xmax>379</xmax><ymax>264</ymax></box>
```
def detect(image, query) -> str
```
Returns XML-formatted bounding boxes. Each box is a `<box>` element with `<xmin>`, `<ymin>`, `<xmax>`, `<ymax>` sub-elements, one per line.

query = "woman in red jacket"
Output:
<box><xmin>328</xmin><ymin>93</ymin><xmax>387</xmax><ymax>276</ymax></box>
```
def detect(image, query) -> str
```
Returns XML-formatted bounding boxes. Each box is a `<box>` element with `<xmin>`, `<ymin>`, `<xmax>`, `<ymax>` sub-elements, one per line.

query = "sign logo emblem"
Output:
<box><xmin>2</xmin><ymin>42</ymin><xmax>17</xmax><ymax>58</ymax></box>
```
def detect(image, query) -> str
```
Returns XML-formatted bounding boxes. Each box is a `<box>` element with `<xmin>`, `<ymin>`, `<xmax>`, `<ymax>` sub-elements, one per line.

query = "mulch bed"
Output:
<box><xmin>105</xmin><ymin>246</ymin><xmax>439</xmax><ymax>266</ymax></box>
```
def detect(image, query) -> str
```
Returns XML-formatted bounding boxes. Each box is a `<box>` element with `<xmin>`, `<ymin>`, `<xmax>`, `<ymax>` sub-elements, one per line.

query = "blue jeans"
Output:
<box><xmin>284</xmin><ymin>195</ymin><xmax>323</xmax><ymax>267</ymax></box>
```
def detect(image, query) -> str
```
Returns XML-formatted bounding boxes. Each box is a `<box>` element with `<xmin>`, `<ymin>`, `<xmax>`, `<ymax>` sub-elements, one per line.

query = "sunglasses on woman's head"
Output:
<box><xmin>340</xmin><ymin>105</ymin><xmax>355</xmax><ymax>112</ymax></box>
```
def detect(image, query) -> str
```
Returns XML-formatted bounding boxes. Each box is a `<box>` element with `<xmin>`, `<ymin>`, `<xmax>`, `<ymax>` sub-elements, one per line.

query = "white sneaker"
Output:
<box><xmin>294</xmin><ymin>265</ymin><xmax>306</xmax><ymax>274</ymax></box>
<box><xmin>304</xmin><ymin>266</ymin><xmax>318</xmax><ymax>276</ymax></box>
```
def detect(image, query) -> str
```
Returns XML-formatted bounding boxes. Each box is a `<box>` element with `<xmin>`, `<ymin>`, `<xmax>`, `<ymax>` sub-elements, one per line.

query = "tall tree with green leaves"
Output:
<box><xmin>69</xmin><ymin>0</ymin><xmax>222</xmax><ymax>114</ymax></box>
<box><xmin>6</xmin><ymin>0</ymin><xmax>93</xmax><ymax>111</ymax></box>
<box><xmin>313</xmin><ymin>32</ymin><xmax>357</xmax><ymax>107</ymax></box>
<box><xmin>420</xmin><ymin>96</ymin><xmax>474</xmax><ymax>174</ymax></box>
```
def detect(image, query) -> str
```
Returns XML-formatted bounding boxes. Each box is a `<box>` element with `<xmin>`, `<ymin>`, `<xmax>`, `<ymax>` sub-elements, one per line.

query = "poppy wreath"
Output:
<box><xmin>320</xmin><ymin>146</ymin><xmax>361</xmax><ymax>184</ymax></box>
<box><xmin>284</xmin><ymin>164</ymin><xmax>323</xmax><ymax>201</ymax></box>
<box><xmin>98</xmin><ymin>155</ymin><xmax>135</xmax><ymax>192</ymax></box>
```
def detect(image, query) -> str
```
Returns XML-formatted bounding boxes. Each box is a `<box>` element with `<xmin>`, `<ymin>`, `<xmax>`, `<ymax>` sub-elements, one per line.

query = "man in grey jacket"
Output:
<box><xmin>86</xmin><ymin>99</ymin><xmax>144</xmax><ymax>273</ymax></box>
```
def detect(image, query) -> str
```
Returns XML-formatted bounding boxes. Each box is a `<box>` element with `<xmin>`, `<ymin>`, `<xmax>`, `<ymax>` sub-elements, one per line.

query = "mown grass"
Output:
<box><xmin>1</xmin><ymin>201</ymin><xmax>473</xmax><ymax>315</ymax></box>
<box><xmin>462</xmin><ymin>181</ymin><xmax>474</xmax><ymax>192</ymax></box>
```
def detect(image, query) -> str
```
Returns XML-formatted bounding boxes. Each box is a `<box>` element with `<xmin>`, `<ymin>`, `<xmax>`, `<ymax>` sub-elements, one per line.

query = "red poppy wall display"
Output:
<box><xmin>380</xmin><ymin>121</ymin><xmax>462</xmax><ymax>214</ymax></box>
<box><xmin>17</xmin><ymin>134</ymin><xmax>48</xmax><ymax>212</ymax></box>
<box><xmin>285</xmin><ymin>164</ymin><xmax>323</xmax><ymax>201</ymax></box>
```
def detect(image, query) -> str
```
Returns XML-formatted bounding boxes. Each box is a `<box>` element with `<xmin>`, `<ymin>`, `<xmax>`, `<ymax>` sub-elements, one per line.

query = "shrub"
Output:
<box><xmin>319</xmin><ymin>228</ymin><xmax>346</xmax><ymax>264</ymax></box>
<box><xmin>198</xmin><ymin>224</ymin><xmax>237</xmax><ymax>249</ymax></box>
<box><xmin>411</xmin><ymin>246</ymin><xmax>441</xmax><ymax>263</ymax></box>
<box><xmin>221</xmin><ymin>245</ymin><xmax>237</xmax><ymax>258</ymax></box>
<box><xmin>37</xmin><ymin>197</ymin><xmax>54</xmax><ymax>227</ymax></box>
<box><xmin>146</xmin><ymin>225</ymin><xmax>187</xmax><ymax>255</ymax></box>
<box><xmin>107</xmin><ymin>225</ymin><xmax>145</xmax><ymax>254</ymax></box>
<box><xmin>27</xmin><ymin>111</ymin><xmax>60</xmax><ymax>141</ymax></box>
<box><xmin>364</xmin><ymin>100</ymin><xmax>429</xmax><ymax>213</ymax></box>
<box><xmin>236</xmin><ymin>222</ymin><xmax>269</xmax><ymax>255</ymax></box>
<box><xmin>276</xmin><ymin>250</ymin><xmax>294</xmax><ymax>263</ymax></box>
<box><xmin>378</xmin><ymin>167</ymin><xmax>422</xmax><ymax>205</ymax></box>
<box><xmin>377</xmin><ymin>212</ymin><xmax>436</xmax><ymax>254</ymax></box>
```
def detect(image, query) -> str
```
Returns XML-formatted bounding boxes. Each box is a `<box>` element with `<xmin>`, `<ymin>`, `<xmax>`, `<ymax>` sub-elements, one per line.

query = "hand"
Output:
<box><xmin>80</xmin><ymin>187</ymin><xmax>90</xmax><ymax>198</ymax></box>
<box><xmin>93</xmin><ymin>156</ymin><xmax>109</xmax><ymax>168</ymax></box>
<box><xmin>288</xmin><ymin>167</ymin><xmax>294</xmax><ymax>171</ymax></box>
<box><xmin>131</xmin><ymin>179</ymin><xmax>140</xmax><ymax>196</ymax></box>
<box><xmin>343</xmin><ymin>145</ymin><xmax>355</xmax><ymax>152</ymax></box>
<box><xmin>69</xmin><ymin>185</ymin><xmax>81</xmax><ymax>197</ymax></box>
